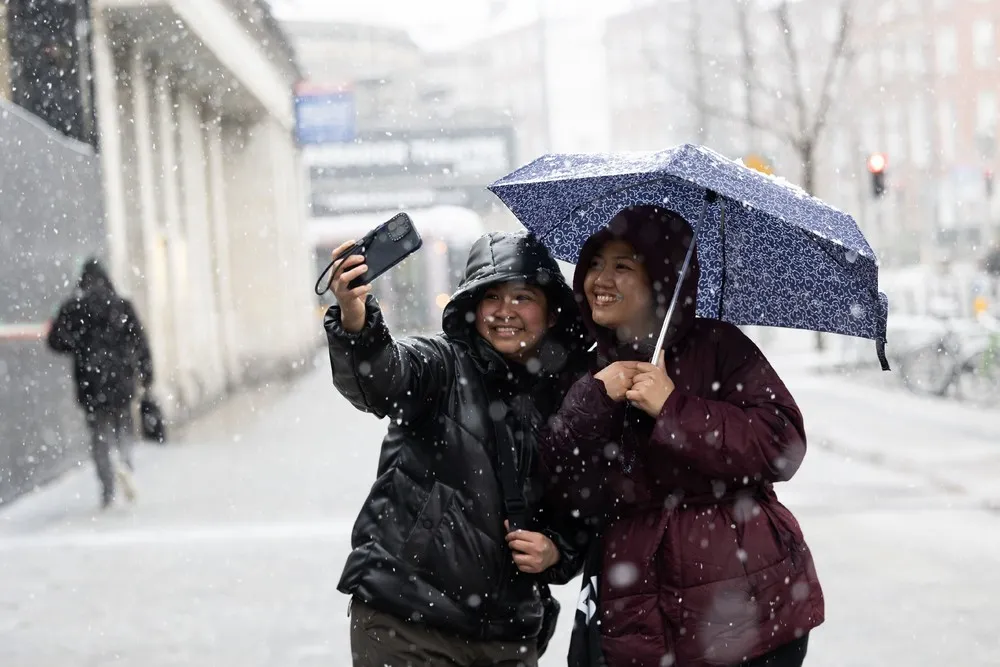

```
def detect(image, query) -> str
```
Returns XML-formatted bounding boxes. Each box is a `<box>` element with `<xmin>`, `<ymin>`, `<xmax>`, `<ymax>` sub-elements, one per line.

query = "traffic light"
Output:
<box><xmin>867</xmin><ymin>153</ymin><xmax>887</xmax><ymax>198</ymax></box>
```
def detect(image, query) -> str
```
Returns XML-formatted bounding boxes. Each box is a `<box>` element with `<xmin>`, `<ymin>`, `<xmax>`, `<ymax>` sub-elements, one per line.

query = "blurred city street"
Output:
<box><xmin>2</xmin><ymin>1</ymin><xmax>1000</xmax><ymax>665</ymax></box>
<box><xmin>1</xmin><ymin>346</ymin><xmax>998</xmax><ymax>667</ymax></box>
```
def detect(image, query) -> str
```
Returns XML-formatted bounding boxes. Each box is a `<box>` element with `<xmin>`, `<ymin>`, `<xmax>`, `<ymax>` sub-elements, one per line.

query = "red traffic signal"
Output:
<box><xmin>867</xmin><ymin>152</ymin><xmax>888</xmax><ymax>174</ymax></box>
<box><xmin>866</xmin><ymin>153</ymin><xmax>887</xmax><ymax>198</ymax></box>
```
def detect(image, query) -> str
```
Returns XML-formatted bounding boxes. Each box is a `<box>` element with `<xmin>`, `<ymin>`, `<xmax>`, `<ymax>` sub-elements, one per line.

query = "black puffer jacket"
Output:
<box><xmin>47</xmin><ymin>259</ymin><xmax>153</xmax><ymax>410</ymax></box>
<box><xmin>325</xmin><ymin>231</ymin><xmax>592</xmax><ymax>642</ymax></box>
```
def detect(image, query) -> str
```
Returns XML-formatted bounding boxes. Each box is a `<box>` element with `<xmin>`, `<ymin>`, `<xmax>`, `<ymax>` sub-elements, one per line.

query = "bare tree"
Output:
<box><xmin>689</xmin><ymin>0</ymin><xmax>709</xmax><ymax>143</ymax></box>
<box><xmin>735</xmin><ymin>0</ymin><xmax>757</xmax><ymax>151</ymax></box>
<box><xmin>645</xmin><ymin>0</ymin><xmax>855</xmax><ymax>191</ymax></box>
<box><xmin>645</xmin><ymin>0</ymin><xmax>857</xmax><ymax>349</ymax></box>
<box><xmin>773</xmin><ymin>0</ymin><xmax>856</xmax><ymax>196</ymax></box>
<box><xmin>773</xmin><ymin>0</ymin><xmax>856</xmax><ymax>351</ymax></box>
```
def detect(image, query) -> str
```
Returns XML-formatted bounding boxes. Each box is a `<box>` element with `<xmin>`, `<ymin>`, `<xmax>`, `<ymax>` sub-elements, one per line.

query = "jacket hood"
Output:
<box><xmin>572</xmin><ymin>206</ymin><xmax>700</xmax><ymax>361</ymax></box>
<box><xmin>78</xmin><ymin>257</ymin><xmax>115</xmax><ymax>294</ymax></box>
<box><xmin>443</xmin><ymin>231</ymin><xmax>591</xmax><ymax>374</ymax></box>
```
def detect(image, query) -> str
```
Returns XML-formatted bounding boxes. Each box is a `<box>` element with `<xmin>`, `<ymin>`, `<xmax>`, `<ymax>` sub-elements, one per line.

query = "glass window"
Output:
<box><xmin>856</xmin><ymin>50</ymin><xmax>874</xmax><ymax>85</ymax></box>
<box><xmin>885</xmin><ymin>107</ymin><xmax>906</xmax><ymax>162</ymax></box>
<box><xmin>822</xmin><ymin>7</ymin><xmax>841</xmax><ymax>42</ymax></box>
<box><xmin>907</xmin><ymin>39</ymin><xmax>925</xmax><ymax>74</ymax></box>
<box><xmin>881</xmin><ymin>45</ymin><xmax>897</xmax><ymax>78</ymax></box>
<box><xmin>909</xmin><ymin>104</ymin><xmax>930</xmax><ymax>166</ymax></box>
<box><xmin>860</xmin><ymin>115</ymin><xmax>878</xmax><ymax>154</ymax></box>
<box><xmin>936</xmin><ymin>27</ymin><xmax>958</xmax><ymax>75</ymax></box>
<box><xmin>938</xmin><ymin>100</ymin><xmax>956</xmax><ymax>160</ymax></box>
<box><xmin>976</xmin><ymin>89</ymin><xmax>997</xmax><ymax>135</ymax></box>
<box><xmin>877</xmin><ymin>1</ymin><xmax>895</xmax><ymax>24</ymax></box>
<box><xmin>973</xmin><ymin>20</ymin><xmax>995</xmax><ymax>69</ymax></box>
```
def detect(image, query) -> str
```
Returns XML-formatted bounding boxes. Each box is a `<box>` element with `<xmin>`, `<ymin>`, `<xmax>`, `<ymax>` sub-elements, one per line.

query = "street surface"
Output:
<box><xmin>1</xmin><ymin>345</ymin><xmax>998</xmax><ymax>666</ymax></box>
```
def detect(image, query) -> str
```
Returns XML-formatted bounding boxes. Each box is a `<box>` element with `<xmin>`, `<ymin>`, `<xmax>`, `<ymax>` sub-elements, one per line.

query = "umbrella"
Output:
<box><xmin>488</xmin><ymin>143</ymin><xmax>890</xmax><ymax>370</ymax></box>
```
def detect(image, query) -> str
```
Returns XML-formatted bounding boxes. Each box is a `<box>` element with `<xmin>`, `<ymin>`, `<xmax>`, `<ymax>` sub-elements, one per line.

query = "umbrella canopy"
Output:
<box><xmin>488</xmin><ymin>143</ymin><xmax>890</xmax><ymax>369</ymax></box>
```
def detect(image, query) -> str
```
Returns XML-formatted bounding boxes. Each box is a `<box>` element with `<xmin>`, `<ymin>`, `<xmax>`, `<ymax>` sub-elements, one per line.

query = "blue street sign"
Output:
<box><xmin>294</xmin><ymin>88</ymin><xmax>355</xmax><ymax>145</ymax></box>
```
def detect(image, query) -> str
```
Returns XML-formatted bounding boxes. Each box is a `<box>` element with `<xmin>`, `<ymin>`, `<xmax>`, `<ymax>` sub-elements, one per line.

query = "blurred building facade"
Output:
<box><xmin>0</xmin><ymin>0</ymin><xmax>318</xmax><ymax>503</ymax></box>
<box><xmin>277</xmin><ymin>15</ymin><xmax>521</xmax><ymax>232</ymax></box>
<box><xmin>433</xmin><ymin>6</ymin><xmax>611</xmax><ymax>166</ymax></box>
<box><xmin>605</xmin><ymin>0</ymin><xmax>844</xmax><ymax>195</ymax></box>
<box><xmin>849</xmin><ymin>0</ymin><xmax>1000</xmax><ymax>263</ymax></box>
<box><xmin>605</xmin><ymin>0</ymin><xmax>1000</xmax><ymax>268</ymax></box>
<box><xmin>88</xmin><ymin>0</ymin><xmax>317</xmax><ymax>416</ymax></box>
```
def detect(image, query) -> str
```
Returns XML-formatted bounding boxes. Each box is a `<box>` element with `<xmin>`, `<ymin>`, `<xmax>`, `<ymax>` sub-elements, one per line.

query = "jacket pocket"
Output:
<box><xmin>357</xmin><ymin>467</ymin><xmax>427</xmax><ymax>549</ymax></box>
<box><xmin>400</xmin><ymin>480</ymin><xmax>453</xmax><ymax>570</ymax></box>
<box><xmin>432</xmin><ymin>494</ymin><xmax>504</xmax><ymax>600</ymax></box>
<box><xmin>400</xmin><ymin>485</ymin><xmax>503</xmax><ymax>602</ymax></box>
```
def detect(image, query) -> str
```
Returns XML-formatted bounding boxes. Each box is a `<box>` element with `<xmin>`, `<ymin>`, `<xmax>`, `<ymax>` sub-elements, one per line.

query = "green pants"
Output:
<box><xmin>349</xmin><ymin>598</ymin><xmax>538</xmax><ymax>667</ymax></box>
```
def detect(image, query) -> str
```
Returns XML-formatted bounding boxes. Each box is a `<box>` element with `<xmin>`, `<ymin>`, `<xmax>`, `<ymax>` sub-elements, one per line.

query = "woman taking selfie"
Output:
<box><xmin>325</xmin><ymin>230</ymin><xmax>591</xmax><ymax>667</ymax></box>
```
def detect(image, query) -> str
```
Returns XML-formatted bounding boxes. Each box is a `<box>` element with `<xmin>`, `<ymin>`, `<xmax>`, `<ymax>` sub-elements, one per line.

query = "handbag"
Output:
<box><xmin>139</xmin><ymin>389</ymin><xmax>167</xmax><ymax>444</ymax></box>
<box><xmin>567</xmin><ymin>531</ymin><xmax>608</xmax><ymax>667</ymax></box>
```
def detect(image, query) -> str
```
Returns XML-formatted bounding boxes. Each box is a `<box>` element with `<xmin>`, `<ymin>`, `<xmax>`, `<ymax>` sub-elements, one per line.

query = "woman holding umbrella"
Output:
<box><xmin>541</xmin><ymin>206</ymin><xmax>823</xmax><ymax>667</ymax></box>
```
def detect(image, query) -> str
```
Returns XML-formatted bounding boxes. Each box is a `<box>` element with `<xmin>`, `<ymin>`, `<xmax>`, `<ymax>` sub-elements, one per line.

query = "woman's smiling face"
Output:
<box><xmin>583</xmin><ymin>239</ymin><xmax>655</xmax><ymax>338</ymax></box>
<box><xmin>475</xmin><ymin>281</ymin><xmax>553</xmax><ymax>362</ymax></box>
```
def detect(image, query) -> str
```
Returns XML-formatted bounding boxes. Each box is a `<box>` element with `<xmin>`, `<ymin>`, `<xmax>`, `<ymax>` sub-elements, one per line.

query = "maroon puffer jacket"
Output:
<box><xmin>541</xmin><ymin>212</ymin><xmax>824</xmax><ymax>666</ymax></box>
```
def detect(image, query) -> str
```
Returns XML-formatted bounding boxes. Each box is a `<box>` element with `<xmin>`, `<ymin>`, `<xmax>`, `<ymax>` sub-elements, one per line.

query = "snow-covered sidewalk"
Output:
<box><xmin>759</xmin><ymin>329</ymin><xmax>1000</xmax><ymax>510</ymax></box>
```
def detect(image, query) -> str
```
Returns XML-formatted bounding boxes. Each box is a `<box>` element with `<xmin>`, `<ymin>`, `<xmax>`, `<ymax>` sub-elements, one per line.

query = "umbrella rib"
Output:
<box><xmin>792</xmin><ymin>224</ymin><xmax>871</xmax><ymax>270</ymax></box>
<box><xmin>652</xmin><ymin>191</ymin><xmax>718</xmax><ymax>365</ymax></box>
<box><xmin>718</xmin><ymin>200</ymin><xmax>727</xmax><ymax>320</ymax></box>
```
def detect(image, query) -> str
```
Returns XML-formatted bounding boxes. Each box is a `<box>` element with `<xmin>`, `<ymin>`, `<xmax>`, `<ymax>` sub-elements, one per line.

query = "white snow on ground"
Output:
<box><xmin>1</xmin><ymin>352</ymin><xmax>998</xmax><ymax>666</ymax></box>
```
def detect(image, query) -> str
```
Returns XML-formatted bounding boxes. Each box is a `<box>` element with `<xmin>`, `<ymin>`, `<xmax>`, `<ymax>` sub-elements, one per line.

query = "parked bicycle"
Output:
<box><xmin>898</xmin><ymin>313</ymin><xmax>1000</xmax><ymax>407</ymax></box>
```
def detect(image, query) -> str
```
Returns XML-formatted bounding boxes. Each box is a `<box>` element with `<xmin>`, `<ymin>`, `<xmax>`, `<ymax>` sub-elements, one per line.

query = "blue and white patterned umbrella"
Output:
<box><xmin>488</xmin><ymin>143</ymin><xmax>890</xmax><ymax>369</ymax></box>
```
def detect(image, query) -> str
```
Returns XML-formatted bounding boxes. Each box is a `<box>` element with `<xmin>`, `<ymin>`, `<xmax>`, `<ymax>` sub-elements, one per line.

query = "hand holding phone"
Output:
<box><xmin>314</xmin><ymin>211</ymin><xmax>423</xmax><ymax>316</ymax></box>
<box><xmin>327</xmin><ymin>241</ymin><xmax>372</xmax><ymax>333</ymax></box>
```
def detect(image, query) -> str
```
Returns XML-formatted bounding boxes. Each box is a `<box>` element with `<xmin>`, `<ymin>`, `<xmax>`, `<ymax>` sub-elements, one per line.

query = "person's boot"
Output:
<box><xmin>116</xmin><ymin>465</ymin><xmax>137</xmax><ymax>503</ymax></box>
<box><xmin>100</xmin><ymin>488</ymin><xmax>114</xmax><ymax>510</ymax></box>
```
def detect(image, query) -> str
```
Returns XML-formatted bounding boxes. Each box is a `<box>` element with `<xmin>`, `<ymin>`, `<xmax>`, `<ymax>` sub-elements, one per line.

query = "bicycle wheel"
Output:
<box><xmin>899</xmin><ymin>342</ymin><xmax>956</xmax><ymax>396</ymax></box>
<box><xmin>956</xmin><ymin>350</ymin><xmax>1000</xmax><ymax>407</ymax></box>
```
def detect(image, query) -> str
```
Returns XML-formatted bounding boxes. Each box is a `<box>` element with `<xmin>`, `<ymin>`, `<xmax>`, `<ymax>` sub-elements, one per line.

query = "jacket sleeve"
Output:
<box><xmin>537</xmin><ymin>374</ymin><xmax>623</xmax><ymax>519</ymax></box>
<box><xmin>324</xmin><ymin>295</ymin><xmax>446</xmax><ymax>423</ymax></box>
<box><xmin>533</xmin><ymin>494</ymin><xmax>596</xmax><ymax>585</ymax></box>
<box><xmin>647</xmin><ymin>329</ymin><xmax>806</xmax><ymax>483</ymax></box>
<box><xmin>46</xmin><ymin>301</ymin><xmax>78</xmax><ymax>354</ymax></box>
<box><xmin>123</xmin><ymin>299</ymin><xmax>154</xmax><ymax>387</ymax></box>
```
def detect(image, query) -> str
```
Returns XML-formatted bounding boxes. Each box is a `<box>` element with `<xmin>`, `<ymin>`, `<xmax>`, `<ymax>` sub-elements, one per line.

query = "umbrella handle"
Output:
<box><xmin>651</xmin><ymin>190</ymin><xmax>717</xmax><ymax>365</ymax></box>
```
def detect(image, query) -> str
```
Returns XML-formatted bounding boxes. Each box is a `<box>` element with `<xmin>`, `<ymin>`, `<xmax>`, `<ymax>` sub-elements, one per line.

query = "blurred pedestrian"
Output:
<box><xmin>47</xmin><ymin>258</ymin><xmax>154</xmax><ymax>509</ymax></box>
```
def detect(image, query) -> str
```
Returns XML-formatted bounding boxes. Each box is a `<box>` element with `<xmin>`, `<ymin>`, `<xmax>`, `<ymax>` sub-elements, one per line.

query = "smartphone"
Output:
<box><xmin>314</xmin><ymin>212</ymin><xmax>423</xmax><ymax>295</ymax></box>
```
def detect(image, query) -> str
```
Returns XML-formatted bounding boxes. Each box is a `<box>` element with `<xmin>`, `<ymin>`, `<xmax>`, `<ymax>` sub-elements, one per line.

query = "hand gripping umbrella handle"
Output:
<box><xmin>651</xmin><ymin>190</ymin><xmax>718</xmax><ymax>365</ymax></box>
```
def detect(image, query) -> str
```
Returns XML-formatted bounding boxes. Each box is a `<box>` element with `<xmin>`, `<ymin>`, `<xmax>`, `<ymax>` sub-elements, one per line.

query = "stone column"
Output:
<box><xmin>90</xmin><ymin>12</ymin><xmax>129</xmax><ymax>288</ymax></box>
<box><xmin>128</xmin><ymin>48</ymin><xmax>171</xmax><ymax>399</ymax></box>
<box><xmin>204</xmin><ymin>109</ymin><xmax>241</xmax><ymax>388</ymax></box>
<box><xmin>154</xmin><ymin>70</ymin><xmax>193</xmax><ymax>411</ymax></box>
<box><xmin>178</xmin><ymin>91</ymin><xmax>225</xmax><ymax>399</ymax></box>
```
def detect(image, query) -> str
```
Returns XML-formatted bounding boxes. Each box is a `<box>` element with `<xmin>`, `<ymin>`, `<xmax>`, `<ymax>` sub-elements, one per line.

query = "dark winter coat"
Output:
<box><xmin>541</xmin><ymin>210</ymin><xmax>824</xmax><ymax>666</ymax></box>
<box><xmin>325</xmin><ymin>231</ymin><xmax>593</xmax><ymax>643</ymax></box>
<box><xmin>47</xmin><ymin>260</ymin><xmax>154</xmax><ymax>411</ymax></box>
